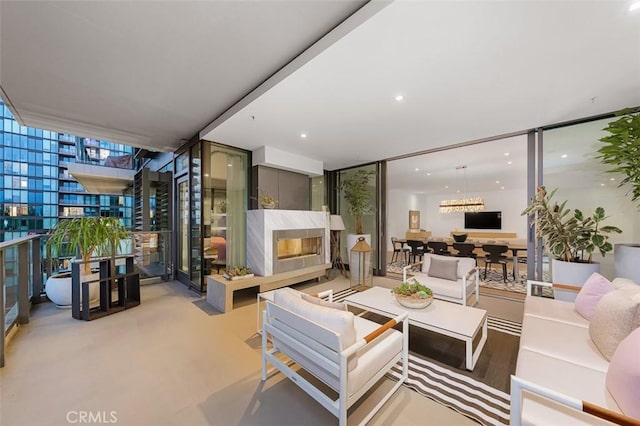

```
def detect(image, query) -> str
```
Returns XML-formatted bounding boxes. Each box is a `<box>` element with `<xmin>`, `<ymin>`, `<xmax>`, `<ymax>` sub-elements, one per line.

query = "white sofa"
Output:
<box><xmin>261</xmin><ymin>287</ymin><xmax>409</xmax><ymax>426</ymax></box>
<box><xmin>511</xmin><ymin>279</ymin><xmax>640</xmax><ymax>425</ymax></box>
<box><xmin>402</xmin><ymin>253</ymin><xmax>479</xmax><ymax>306</ymax></box>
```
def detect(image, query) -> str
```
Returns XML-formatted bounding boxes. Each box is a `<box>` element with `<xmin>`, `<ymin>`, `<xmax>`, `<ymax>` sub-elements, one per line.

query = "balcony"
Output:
<box><xmin>67</xmin><ymin>160</ymin><xmax>135</xmax><ymax>195</ymax></box>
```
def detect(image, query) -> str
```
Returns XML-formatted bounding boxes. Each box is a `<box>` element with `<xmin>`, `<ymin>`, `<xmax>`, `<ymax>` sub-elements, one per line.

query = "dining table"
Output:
<box><xmin>398</xmin><ymin>238</ymin><xmax>527</xmax><ymax>280</ymax></box>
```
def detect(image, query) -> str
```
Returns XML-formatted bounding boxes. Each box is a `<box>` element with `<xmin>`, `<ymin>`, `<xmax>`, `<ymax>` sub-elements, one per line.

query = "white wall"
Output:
<box><xmin>387</xmin><ymin>187</ymin><xmax>529</xmax><ymax>240</ymax></box>
<box><xmin>387</xmin><ymin>189</ymin><xmax>423</xmax><ymax>240</ymax></box>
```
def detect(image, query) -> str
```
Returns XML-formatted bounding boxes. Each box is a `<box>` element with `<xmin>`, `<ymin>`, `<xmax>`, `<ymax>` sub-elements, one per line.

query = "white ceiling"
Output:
<box><xmin>0</xmin><ymin>0</ymin><xmax>366</xmax><ymax>152</ymax></box>
<box><xmin>203</xmin><ymin>0</ymin><xmax>640</xmax><ymax>170</ymax></box>
<box><xmin>1</xmin><ymin>1</ymin><xmax>639</xmax><ymax>173</ymax></box>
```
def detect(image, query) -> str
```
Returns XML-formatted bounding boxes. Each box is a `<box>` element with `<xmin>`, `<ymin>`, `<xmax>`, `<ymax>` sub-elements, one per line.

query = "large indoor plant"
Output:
<box><xmin>597</xmin><ymin>108</ymin><xmax>640</xmax><ymax>280</ymax></box>
<box><xmin>45</xmin><ymin>217</ymin><xmax>129</xmax><ymax>307</ymax></box>
<box><xmin>338</xmin><ymin>169</ymin><xmax>375</xmax><ymax>235</ymax></box>
<box><xmin>521</xmin><ymin>186</ymin><xmax>622</xmax><ymax>286</ymax></box>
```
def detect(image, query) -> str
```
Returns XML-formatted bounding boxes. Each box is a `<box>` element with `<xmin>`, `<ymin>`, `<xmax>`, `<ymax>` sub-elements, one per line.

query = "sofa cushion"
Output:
<box><xmin>520</xmin><ymin>314</ymin><xmax>609</xmax><ymax>372</ymax></box>
<box><xmin>273</xmin><ymin>288</ymin><xmax>356</xmax><ymax>351</ymax></box>
<box><xmin>428</xmin><ymin>257</ymin><xmax>459</xmax><ymax>281</ymax></box>
<box><xmin>411</xmin><ymin>273</ymin><xmax>463</xmax><ymax>299</ymax></box>
<box><xmin>606</xmin><ymin>327</ymin><xmax>640</xmax><ymax>419</ymax></box>
<box><xmin>574</xmin><ymin>272</ymin><xmax>614</xmax><ymax>320</ymax></box>
<box><xmin>517</xmin><ymin>348</ymin><xmax>620</xmax><ymax>425</ymax></box>
<box><xmin>301</xmin><ymin>293</ymin><xmax>347</xmax><ymax>311</ymax></box>
<box><xmin>589</xmin><ymin>287</ymin><xmax>640</xmax><ymax>361</ymax></box>
<box><xmin>524</xmin><ymin>296</ymin><xmax>589</xmax><ymax>328</ymax></box>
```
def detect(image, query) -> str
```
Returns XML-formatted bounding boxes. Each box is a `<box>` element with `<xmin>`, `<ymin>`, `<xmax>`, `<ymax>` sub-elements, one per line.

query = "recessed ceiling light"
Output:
<box><xmin>395</xmin><ymin>95</ymin><xmax>404</xmax><ymax>101</ymax></box>
<box><xmin>561</xmin><ymin>154</ymin><xmax>568</xmax><ymax>158</ymax></box>
<box><xmin>427</xmin><ymin>173</ymin><xmax>431</xmax><ymax>176</ymax></box>
<box><xmin>415</xmin><ymin>168</ymin><xmax>419</xmax><ymax>172</ymax></box>
<box><xmin>319</xmin><ymin>180</ymin><xmax>323</xmax><ymax>184</ymax></box>
<box><xmin>507</xmin><ymin>161</ymin><xmax>513</xmax><ymax>165</ymax></box>
<box><xmin>630</xmin><ymin>1</ymin><xmax>640</xmax><ymax>12</ymax></box>
<box><xmin>204</xmin><ymin>173</ymin><xmax>209</xmax><ymax>177</ymax></box>
<box><xmin>227</xmin><ymin>163</ymin><xmax>232</xmax><ymax>167</ymax></box>
<box><xmin>501</xmin><ymin>186</ymin><xmax>505</xmax><ymax>190</ymax></box>
<box><xmin>504</xmin><ymin>152</ymin><xmax>510</xmax><ymax>156</ymax></box>
<box><xmin>300</xmin><ymin>133</ymin><xmax>307</xmax><ymax>139</ymax></box>
<box><xmin>610</xmin><ymin>177</ymin><xmax>615</xmax><ymax>181</ymax></box>
<box><xmin>496</xmin><ymin>180</ymin><xmax>500</xmax><ymax>184</ymax></box>
<box><xmin>601</xmin><ymin>183</ymin><xmax>606</xmax><ymax>186</ymax></box>
<box><xmin>445</xmin><ymin>185</ymin><xmax>449</xmax><ymax>189</ymax></box>
<box><xmin>456</xmin><ymin>190</ymin><xmax>460</xmax><ymax>194</ymax></box>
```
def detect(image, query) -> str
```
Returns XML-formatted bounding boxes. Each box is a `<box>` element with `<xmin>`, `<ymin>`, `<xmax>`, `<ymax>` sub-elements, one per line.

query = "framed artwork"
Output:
<box><xmin>409</xmin><ymin>210</ymin><xmax>420</xmax><ymax>230</ymax></box>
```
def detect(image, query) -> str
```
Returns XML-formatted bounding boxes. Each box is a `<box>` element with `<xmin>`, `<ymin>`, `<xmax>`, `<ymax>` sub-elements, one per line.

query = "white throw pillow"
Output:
<box><xmin>301</xmin><ymin>293</ymin><xmax>347</xmax><ymax>311</ymax></box>
<box><xmin>589</xmin><ymin>287</ymin><xmax>640</xmax><ymax>361</ymax></box>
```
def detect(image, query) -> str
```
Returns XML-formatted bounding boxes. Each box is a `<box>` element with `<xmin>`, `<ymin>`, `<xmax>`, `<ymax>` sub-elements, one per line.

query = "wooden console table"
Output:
<box><xmin>206</xmin><ymin>263</ymin><xmax>330</xmax><ymax>313</ymax></box>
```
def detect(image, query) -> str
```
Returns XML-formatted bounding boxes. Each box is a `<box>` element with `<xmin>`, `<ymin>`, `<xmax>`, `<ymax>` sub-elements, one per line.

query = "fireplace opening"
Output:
<box><xmin>277</xmin><ymin>237</ymin><xmax>321</xmax><ymax>260</ymax></box>
<box><xmin>273</xmin><ymin>228</ymin><xmax>324</xmax><ymax>274</ymax></box>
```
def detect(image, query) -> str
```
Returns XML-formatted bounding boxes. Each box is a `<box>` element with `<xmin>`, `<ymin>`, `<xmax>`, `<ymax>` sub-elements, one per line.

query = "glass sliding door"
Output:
<box><xmin>176</xmin><ymin>176</ymin><xmax>189</xmax><ymax>279</ymax></box>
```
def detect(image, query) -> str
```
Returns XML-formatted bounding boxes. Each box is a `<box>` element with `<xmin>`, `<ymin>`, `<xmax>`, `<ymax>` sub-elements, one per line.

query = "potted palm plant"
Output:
<box><xmin>45</xmin><ymin>217</ymin><xmax>129</xmax><ymax>307</ymax></box>
<box><xmin>521</xmin><ymin>186</ymin><xmax>622</xmax><ymax>286</ymax></box>
<box><xmin>597</xmin><ymin>108</ymin><xmax>640</xmax><ymax>280</ymax></box>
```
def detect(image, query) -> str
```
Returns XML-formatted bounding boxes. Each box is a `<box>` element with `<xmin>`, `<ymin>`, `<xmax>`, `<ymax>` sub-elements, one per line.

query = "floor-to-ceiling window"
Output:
<box><xmin>541</xmin><ymin>117</ymin><xmax>640</xmax><ymax>279</ymax></box>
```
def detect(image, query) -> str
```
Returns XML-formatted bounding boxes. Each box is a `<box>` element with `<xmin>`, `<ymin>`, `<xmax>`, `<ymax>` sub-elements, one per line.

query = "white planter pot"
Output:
<box><xmin>551</xmin><ymin>259</ymin><xmax>600</xmax><ymax>302</ymax></box>
<box><xmin>347</xmin><ymin>233</ymin><xmax>372</xmax><ymax>286</ymax></box>
<box><xmin>614</xmin><ymin>243</ymin><xmax>640</xmax><ymax>282</ymax></box>
<box><xmin>45</xmin><ymin>272</ymin><xmax>100</xmax><ymax>308</ymax></box>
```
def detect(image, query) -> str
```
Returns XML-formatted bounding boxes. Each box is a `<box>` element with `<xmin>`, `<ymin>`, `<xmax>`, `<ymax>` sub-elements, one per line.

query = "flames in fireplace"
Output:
<box><xmin>273</xmin><ymin>228</ymin><xmax>324</xmax><ymax>274</ymax></box>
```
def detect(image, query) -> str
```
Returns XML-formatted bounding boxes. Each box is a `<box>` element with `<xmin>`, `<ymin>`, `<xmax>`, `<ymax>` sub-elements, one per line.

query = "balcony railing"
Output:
<box><xmin>1</xmin><ymin>235</ymin><xmax>44</xmax><ymax>368</ymax></box>
<box><xmin>1</xmin><ymin>230</ymin><xmax>173</xmax><ymax>368</ymax></box>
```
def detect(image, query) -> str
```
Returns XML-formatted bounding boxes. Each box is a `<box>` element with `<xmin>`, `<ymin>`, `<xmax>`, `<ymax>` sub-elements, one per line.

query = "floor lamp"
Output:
<box><xmin>330</xmin><ymin>215</ymin><xmax>347</xmax><ymax>277</ymax></box>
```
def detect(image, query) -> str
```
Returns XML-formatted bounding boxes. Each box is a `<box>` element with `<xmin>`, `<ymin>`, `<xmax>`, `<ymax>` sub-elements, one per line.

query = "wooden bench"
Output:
<box><xmin>206</xmin><ymin>263</ymin><xmax>330</xmax><ymax>313</ymax></box>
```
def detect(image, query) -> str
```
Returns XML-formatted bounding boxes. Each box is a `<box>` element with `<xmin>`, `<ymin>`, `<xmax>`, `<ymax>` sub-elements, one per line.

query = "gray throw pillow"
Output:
<box><xmin>428</xmin><ymin>257</ymin><xmax>459</xmax><ymax>281</ymax></box>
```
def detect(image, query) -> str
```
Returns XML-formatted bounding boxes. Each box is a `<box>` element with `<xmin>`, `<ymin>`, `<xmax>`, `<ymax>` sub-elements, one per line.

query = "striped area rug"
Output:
<box><xmin>330</xmin><ymin>287</ymin><xmax>519</xmax><ymax>425</ymax></box>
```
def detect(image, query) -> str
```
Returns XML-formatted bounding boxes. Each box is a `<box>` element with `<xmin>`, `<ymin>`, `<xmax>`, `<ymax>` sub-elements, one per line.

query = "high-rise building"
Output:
<box><xmin>0</xmin><ymin>100</ymin><xmax>134</xmax><ymax>243</ymax></box>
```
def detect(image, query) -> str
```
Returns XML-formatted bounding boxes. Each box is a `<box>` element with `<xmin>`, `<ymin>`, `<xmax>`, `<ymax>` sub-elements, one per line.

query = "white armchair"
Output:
<box><xmin>261</xmin><ymin>288</ymin><xmax>409</xmax><ymax>426</ymax></box>
<box><xmin>402</xmin><ymin>253</ymin><xmax>479</xmax><ymax>306</ymax></box>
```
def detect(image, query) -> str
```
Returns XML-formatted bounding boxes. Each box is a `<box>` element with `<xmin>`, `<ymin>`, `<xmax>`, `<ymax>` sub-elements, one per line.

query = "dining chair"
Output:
<box><xmin>405</xmin><ymin>240</ymin><xmax>425</xmax><ymax>263</ymax></box>
<box><xmin>481</xmin><ymin>244</ymin><xmax>509</xmax><ymax>282</ymax></box>
<box><xmin>390</xmin><ymin>237</ymin><xmax>410</xmax><ymax>264</ymax></box>
<box><xmin>427</xmin><ymin>240</ymin><xmax>450</xmax><ymax>256</ymax></box>
<box><xmin>452</xmin><ymin>242</ymin><xmax>477</xmax><ymax>262</ymax></box>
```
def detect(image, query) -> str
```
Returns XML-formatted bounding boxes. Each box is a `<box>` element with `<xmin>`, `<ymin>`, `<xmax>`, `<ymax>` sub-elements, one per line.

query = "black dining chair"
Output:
<box><xmin>390</xmin><ymin>237</ymin><xmax>410</xmax><ymax>264</ymax></box>
<box><xmin>427</xmin><ymin>240</ymin><xmax>450</xmax><ymax>256</ymax></box>
<box><xmin>481</xmin><ymin>244</ymin><xmax>510</xmax><ymax>282</ymax></box>
<box><xmin>452</xmin><ymin>242</ymin><xmax>477</xmax><ymax>261</ymax></box>
<box><xmin>405</xmin><ymin>240</ymin><xmax>425</xmax><ymax>263</ymax></box>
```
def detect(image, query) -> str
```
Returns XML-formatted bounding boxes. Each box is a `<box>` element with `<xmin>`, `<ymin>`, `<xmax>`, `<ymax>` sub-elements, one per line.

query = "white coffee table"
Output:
<box><xmin>344</xmin><ymin>286</ymin><xmax>487</xmax><ymax>371</ymax></box>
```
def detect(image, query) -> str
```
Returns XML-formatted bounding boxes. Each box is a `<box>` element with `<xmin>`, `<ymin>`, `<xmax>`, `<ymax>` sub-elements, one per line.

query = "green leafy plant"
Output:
<box><xmin>46</xmin><ymin>217</ymin><xmax>129</xmax><ymax>274</ymax></box>
<box><xmin>391</xmin><ymin>279</ymin><xmax>433</xmax><ymax>299</ymax></box>
<box><xmin>224</xmin><ymin>265</ymin><xmax>253</xmax><ymax>277</ymax></box>
<box><xmin>521</xmin><ymin>186</ymin><xmax>622</xmax><ymax>263</ymax></box>
<box><xmin>597</xmin><ymin>108</ymin><xmax>640</xmax><ymax>207</ymax></box>
<box><xmin>338</xmin><ymin>169</ymin><xmax>375</xmax><ymax>234</ymax></box>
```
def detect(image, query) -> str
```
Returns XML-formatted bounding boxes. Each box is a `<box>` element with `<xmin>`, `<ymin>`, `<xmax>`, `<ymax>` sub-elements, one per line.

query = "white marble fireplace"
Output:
<box><xmin>247</xmin><ymin>210</ymin><xmax>330</xmax><ymax>276</ymax></box>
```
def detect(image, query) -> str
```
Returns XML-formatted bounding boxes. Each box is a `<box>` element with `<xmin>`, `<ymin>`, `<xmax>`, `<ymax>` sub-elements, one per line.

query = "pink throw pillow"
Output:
<box><xmin>606</xmin><ymin>327</ymin><xmax>640</xmax><ymax>418</ymax></box>
<box><xmin>575</xmin><ymin>272</ymin><xmax>614</xmax><ymax>320</ymax></box>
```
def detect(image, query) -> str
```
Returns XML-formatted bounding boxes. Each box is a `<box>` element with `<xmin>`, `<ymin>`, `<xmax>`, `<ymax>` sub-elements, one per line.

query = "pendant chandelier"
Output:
<box><xmin>439</xmin><ymin>165</ymin><xmax>485</xmax><ymax>213</ymax></box>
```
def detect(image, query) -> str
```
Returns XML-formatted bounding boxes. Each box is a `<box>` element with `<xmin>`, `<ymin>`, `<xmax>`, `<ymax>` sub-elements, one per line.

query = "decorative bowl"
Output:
<box><xmin>394</xmin><ymin>294</ymin><xmax>433</xmax><ymax>309</ymax></box>
<box><xmin>452</xmin><ymin>233</ymin><xmax>468</xmax><ymax>242</ymax></box>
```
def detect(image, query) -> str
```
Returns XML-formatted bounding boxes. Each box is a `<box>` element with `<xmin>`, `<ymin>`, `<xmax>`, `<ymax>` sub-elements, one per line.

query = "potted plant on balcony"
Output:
<box><xmin>597</xmin><ymin>108</ymin><xmax>640</xmax><ymax>280</ymax></box>
<box><xmin>521</xmin><ymin>186</ymin><xmax>622</xmax><ymax>286</ymax></box>
<box><xmin>45</xmin><ymin>216</ymin><xmax>129</xmax><ymax>307</ymax></box>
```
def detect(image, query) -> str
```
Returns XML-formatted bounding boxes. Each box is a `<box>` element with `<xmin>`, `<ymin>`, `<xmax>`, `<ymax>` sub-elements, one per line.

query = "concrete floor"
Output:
<box><xmin>1</xmin><ymin>274</ymin><xmax>522</xmax><ymax>425</ymax></box>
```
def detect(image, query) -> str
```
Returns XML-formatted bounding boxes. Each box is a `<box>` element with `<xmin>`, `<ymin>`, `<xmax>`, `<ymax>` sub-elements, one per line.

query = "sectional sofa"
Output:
<box><xmin>511</xmin><ymin>276</ymin><xmax>640</xmax><ymax>425</ymax></box>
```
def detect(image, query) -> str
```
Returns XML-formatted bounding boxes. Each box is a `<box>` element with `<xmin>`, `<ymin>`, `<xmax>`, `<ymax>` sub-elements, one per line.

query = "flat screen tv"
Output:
<box><xmin>464</xmin><ymin>211</ymin><xmax>502</xmax><ymax>230</ymax></box>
